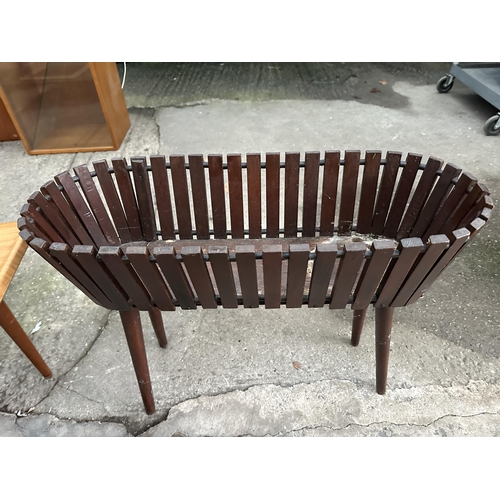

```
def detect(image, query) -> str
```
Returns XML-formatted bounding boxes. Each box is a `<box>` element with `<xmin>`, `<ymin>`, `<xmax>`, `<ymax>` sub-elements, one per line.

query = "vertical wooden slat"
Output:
<box><xmin>93</xmin><ymin>160</ymin><xmax>132</xmax><ymax>243</ymax></box>
<box><xmin>235</xmin><ymin>245</ymin><xmax>259</xmax><ymax>308</ymax></box>
<box><xmin>371</xmin><ymin>151</ymin><xmax>402</xmax><ymax>235</ymax></box>
<box><xmin>188</xmin><ymin>154</ymin><xmax>210</xmax><ymax>239</ymax></box>
<box><xmin>286</xmin><ymin>243</ymin><xmax>310</xmax><ymax>308</ymax></box>
<box><xmin>17</xmin><ymin>215</ymin><xmax>47</xmax><ymax>241</ymax></box>
<box><xmin>319</xmin><ymin>150</ymin><xmax>341</xmax><ymax>237</ymax></box>
<box><xmin>124</xmin><ymin>245</ymin><xmax>175</xmax><ymax>311</ymax></box>
<box><xmin>330</xmin><ymin>242</ymin><xmax>367</xmax><ymax>309</ymax></box>
<box><xmin>247</xmin><ymin>153</ymin><xmax>262</xmax><ymax>239</ymax></box>
<box><xmin>170</xmin><ymin>154</ymin><xmax>193</xmax><ymax>239</ymax></box>
<box><xmin>390</xmin><ymin>235</ymin><xmax>450</xmax><ymax>307</ymax></box>
<box><xmin>338</xmin><ymin>150</ymin><xmax>361</xmax><ymax>235</ymax></box>
<box><xmin>302</xmin><ymin>151</ymin><xmax>320</xmax><ymax>237</ymax></box>
<box><xmin>351</xmin><ymin>240</ymin><xmax>396</xmax><ymax>310</ymax></box>
<box><xmin>396</xmin><ymin>156</ymin><xmax>442</xmax><ymax>240</ymax></box>
<box><xmin>356</xmin><ymin>150</ymin><xmax>381</xmax><ymax>235</ymax></box>
<box><xmin>383</xmin><ymin>153</ymin><xmax>422</xmax><ymax>238</ymax></box>
<box><xmin>410</xmin><ymin>163</ymin><xmax>461</xmax><ymax>238</ymax></box>
<box><xmin>181</xmin><ymin>246</ymin><xmax>217</xmax><ymax>308</ymax></box>
<box><xmin>21</xmin><ymin>203</ymin><xmax>61</xmax><ymax>243</ymax></box>
<box><xmin>266</xmin><ymin>152</ymin><xmax>280</xmax><ymax>238</ymax></box>
<box><xmin>262</xmin><ymin>244</ymin><xmax>282</xmax><ymax>309</ymax></box>
<box><xmin>284</xmin><ymin>152</ymin><xmax>300</xmax><ymax>237</ymax></box>
<box><xmin>208</xmin><ymin>154</ymin><xmax>227</xmax><ymax>239</ymax></box>
<box><xmin>131</xmin><ymin>157</ymin><xmax>157</xmax><ymax>241</ymax></box>
<box><xmin>227</xmin><ymin>154</ymin><xmax>244</xmax><ymax>238</ymax></box>
<box><xmin>208</xmin><ymin>246</ymin><xmax>238</xmax><ymax>308</ymax></box>
<box><xmin>308</xmin><ymin>243</ymin><xmax>337</xmax><ymax>308</ymax></box>
<box><xmin>150</xmin><ymin>245</ymin><xmax>196</xmax><ymax>309</ymax></box>
<box><xmin>150</xmin><ymin>155</ymin><xmax>176</xmax><ymax>240</ymax></box>
<box><xmin>458</xmin><ymin>194</ymin><xmax>493</xmax><ymax>230</ymax></box>
<box><xmin>111</xmin><ymin>158</ymin><xmax>143</xmax><ymax>241</ymax></box>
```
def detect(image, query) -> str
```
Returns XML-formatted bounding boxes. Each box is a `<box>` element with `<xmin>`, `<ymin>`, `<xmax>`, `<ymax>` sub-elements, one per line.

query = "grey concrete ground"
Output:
<box><xmin>0</xmin><ymin>62</ymin><xmax>499</xmax><ymax>437</ymax></box>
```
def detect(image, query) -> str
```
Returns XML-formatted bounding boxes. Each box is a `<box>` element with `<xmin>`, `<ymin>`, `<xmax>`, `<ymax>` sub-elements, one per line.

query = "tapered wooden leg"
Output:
<box><xmin>351</xmin><ymin>309</ymin><xmax>367</xmax><ymax>346</ymax></box>
<box><xmin>375</xmin><ymin>306</ymin><xmax>394</xmax><ymax>395</ymax></box>
<box><xmin>148</xmin><ymin>307</ymin><xmax>168</xmax><ymax>348</ymax></box>
<box><xmin>119</xmin><ymin>309</ymin><xmax>155</xmax><ymax>414</ymax></box>
<box><xmin>0</xmin><ymin>300</ymin><xmax>52</xmax><ymax>378</ymax></box>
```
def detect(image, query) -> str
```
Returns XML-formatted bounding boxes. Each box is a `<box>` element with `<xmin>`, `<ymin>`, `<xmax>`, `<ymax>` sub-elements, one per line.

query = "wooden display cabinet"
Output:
<box><xmin>0</xmin><ymin>62</ymin><xmax>130</xmax><ymax>154</ymax></box>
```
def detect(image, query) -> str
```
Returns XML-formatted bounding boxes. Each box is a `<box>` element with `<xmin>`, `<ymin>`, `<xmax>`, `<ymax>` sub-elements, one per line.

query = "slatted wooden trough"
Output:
<box><xmin>18</xmin><ymin>151</ymin><xmax>493</xmax><ymax>414</ymax></box>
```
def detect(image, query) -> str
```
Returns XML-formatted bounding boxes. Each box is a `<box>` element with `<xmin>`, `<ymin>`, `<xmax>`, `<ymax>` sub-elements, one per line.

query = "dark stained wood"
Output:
<box><xmin>188</xmin><ymin>154</ymin><xmax>210</xmax><ymax>239</ymax></box>
<box><xmin>131</xmin><ymin>157</ymin><xmax>157</xmax><ymax>241</ymax></box>
<box><xmin>319</xmin><ymin>150</ymin><xmax>341</xmax><ymax>237</ymax></box>
<box><xmin>150</xmin><ymin>245</ymin><xmax>196</xmax><ymax>309</ymax></box>
<box><xmin>170</xmin><ymin>155</ymin><xmax>193</xmax><ymax>240</ymax></box>
<box><xmin>410</xmin><ymin>163</ymin><xmax>461</xmax><ymax>238</ymax></box>
<box><xmin>458</xmin><ymin>193</ymin><xmax>493</xmax><ymax>230</ymax></box>
<box><xmin>148</xmin><ymin>307</ymin><xmax>168</xmax><ymax>348</ymax></box>
<box><xmin>23</xmin><ymin>199</ymin><xmax>63</xmax><ymax>244</ymax></box>
<box><xmin>284</xmin><ymin>152</ymin><xmax>300</xmax><ymax>238</ymax></box>
<box><xmin>150</xmin><ymin>155</ymin><xmax>175</xmax><ymax>240</ymax></box>
<box><xmin>375</xmin><ymin>307</ymin><xmax>394</xmax><ymax>395</ymax></box>
<box><xmin>356</xmin><ymin>150</ymin><xmax>381</xmax><ymax>235</ymax></box>
<box><xmin>181</xmin><ymin>246</ymin><xmax>217</xmax><ymax>308</ymax></box>
<box><xmin>235</xmin><ymin>245</ymin><xmax>259</xmax><ymax>308</ymax></box>
<box><xmin>227</xmin><ymin>154</ymin><xmax>245</xmax><ymax>238</ymax></box>
<box><xmin>308</xmin><ymin>243</ymin><xmax>337</xmax><ymax>307</ymax></box>
<box><xmin>371</xmin><ymin>151</ymin><xmax>402</xmax><ymax>235</ymax></box>
<box><xmin>19</xmin><ymin>205</ymin><xmax>51</xmax><ymax>241</ymax></box>
<box><xmin>262</xmin><ymin>244</ymin><xmax>282</xmax><ymax>308</ymax></box>
<box><xmin>396</xmin><ymin>156</ymin><xmax>442</xmax><ymax>240</ymax></box>
<box><xmin>111</xmin><ymin>158</ymin><xmax>143</xmax><ymax>241</ymax></box>
<box><xmin>352</xmin><ymin>240</ymin><xmax>396</xmax><ymax>310</ymax></box>
<box><xmin>208</xmin><ymin>246</ymin><xmax>238</xmax><ymax>308</ymax></box>
<box><xmin>17</xmin><ymin>216</ymin><xmax>46</xmax><ymax>241</ymax></box>
<box><xmin>302</xmin><ymin>151</ymin><xmax>320</xmax><ymax>237</ymax></box>
<box><xmin>93</xmin><ymin>159</ymin><xmax>132</xmax><ymax>243</ymax></box>
<box><xmin>208</xmin><ymin>154</ymin><xmax>227</xmax><ymax>239</ymax></box>
<box><xmin>383</xmin><ymin>153</ymin><xmax>422</xmax><ymax>238</ymax></box>
<box><xmin>286</xmin><ymin>243</ymin><xmax>310</xmax><ymax>308</ymax></box>
<box><xmin>266</xmin><ymin>152</ymin><xmax>280</xmax><ymax>238</ymax></box>
<box><xmin>330</xmin><ymin>242</ymin><xmax>367</xmax><ymax>309</ymax></box>
<box><xmin>338</xmin><ymin>150</ymin><xmax>361</xmax><ymax>235</ymax></box>
<box><xmin>247</xmin><ymin>153</ymin><xmax>262</xmax><ymax>239</ymax></box>
<box><xmin>351</xmin><ymin>309</ymin><xmax>367</xmax><ymax>346</ymax></box>
<box><xmin>73</xmin><ymin>164</ymin><xmax>120</xmax><ymax>245</ymax></box>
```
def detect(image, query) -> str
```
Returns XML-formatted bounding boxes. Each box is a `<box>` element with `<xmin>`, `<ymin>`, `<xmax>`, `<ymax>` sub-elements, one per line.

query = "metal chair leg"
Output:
<box><xmin>375</xmin><ymin>306</ymin><xmax>394</xmax><ymax>395</ymax></box>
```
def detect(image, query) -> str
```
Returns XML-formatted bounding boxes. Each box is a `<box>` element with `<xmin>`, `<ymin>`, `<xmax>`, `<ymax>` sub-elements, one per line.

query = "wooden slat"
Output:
<box><xmin>308</xmin><ymin>243</ymin><xmax>337</xmax><ymax>308</ymax></box>
<box><xmin>262</xmin><ymin>244</ymin><xmax>282</xmax><ymax>308</ymax></box>
<box><xmin>235</xmin><ymin>245</ymin><xmax>259</xmax><ymax>308</ymax></box>
<box><xmin>227</xmin><ymin>154</ymin><xmax>244</xmax><ymax>238</ymax></box>
<box><xmin>111</xmin><ymin>158</ymin><xmax>143</xmax><ymax>241</ymax></box>
<box><xmin>170</xmin><ymin>154</ymin><xmax>193</xmax><ymax>239</ymax></box>
<box><xmin>396</xmin><ymin>156</ymin><xmax>442</xmax><ymax>240</ymax></box>
<box><xmin>188</xmin><ymin>154</ymin><xmax>210</xmax><ymax>239</ymax></box>
<box><xmin>390</xmin><ymin>235</ymin><xmax>449</xmax><ymax>307</ymax></box>
<box><xmin>422</xmin><ymin>172</ymin><xmax>477</xmax><ymax>240</ymax></box>
<box><xmin>319</xmin><ymin>150</ymin><xmax>341</xmax><ymax>237</ymax></box>
<box><xmin>98</xmin><ymin>246</ymin><xmax>152</xmax><ymax>310</ymax></box>
<box><xmin>383</xmin><ymin>153</ymin><xmax>422</xmax><ymax>238</ymax></box>
<box><xmin>338</xmin><ymin>150</ymin><xmax>361</xmax><ymax>235</ymax></box>
<box><xmin>247</xmin><ymin>153</ymin><xmax>262</xmax><ymax>238</ymax></box>
<box><xmin>371</xmin><ymin>151</ymin><xmax>402</xmax><ymax>235</ymax></box>
<box><xmin>302</xmin><ymin>151</ymin><xmax>320</xmax><ymax>237</ymax></box>
<box><xmin>150</xmin><ymin>245</ymin><xmax>196</xmax><ymax>309</ymax></box>
<box><xmin>208</xmin><ymin>154</ymin><xmax>227</xmax><ymax>239</ymax></box>
<box><xmin>352</xmin><ymin>240</ymin><xmax>396</xmax><ymax>310</ymax></box>
<box><xmin>93</xmin><ymin>159</ymin><xmax>132</xmax><ymax>243</ymax></box>
<box><xmin>73</xmin><ymin>164</ymin><xmax>120</xmax><ymax>245</ymax></box>
<box><xmin>124</xmin><ymin>245</ymin><xmax>175</xmax><ymax>311</ymax></box>
<box><xmin>150</xmin><ymin>155</ymin><xmax>175</xmax><ymax>240</ymax></box>
<box><xmin>330</xmin><ymin>242</ymin><xmax>367</xmax><ymax>309</ymax></box>
<box><xmin>17</xmin><ymin>216</ymin><xmax>46</xmax><ymax>241</ymax></box>
<box><xmin>266</xmin><ymin>152</ymin><xmax>280</xmax><ymax>238</ymax></box>
<box><xmin>375</xmin><ymin>238</ymin><xmax>424</xmax><ymax>308</ymax></box>
<box><xmin>286</xmin><ymin>243</ymin><xmax>310</xmax><ymax>308</ymax></box>
<box><xmin>131</xmin><ymin>157</ymin><xmax>157</xmax><ymax>241</ymax></box>
<box><xmin>54</xmin><ymin>170</ymin><xmax>108</xmax><ymax>247</ymax></box>
<box><xmin>20</xmin><ymin>204</ymin><xmax>51</xmax><ymax>241</ymax></box>
<box><xmin>208</xmin><ymin>246</ymin><xmax>238</xmax><ymax>308</ymax></box>
<box><xmin>284</xmin><ymin>152</ymin><xmax>300</xmax><ymax>237</ymax></box>
<box><xmin>23</xmin><ymin>199</ymin><xmax>63</xmax><ymax>244</ymax></box>
<box><xmin>181</xmin><ymin>246</ymin><xmax>217</xmax><ymax>308</ymax></box>
<box><xmin>458</xmin><ymin>194</ymin><xmax>493</xmax><ymax>230</ymax></box>
<box><xmin>410</xmin><ymin>163</ymin><xmax>461</xmax><ymax>238</ymax></box>
<box><xmin>356</xmin><ymin>150</ymin><xmax>381</xmax><ymax>235</ymax></box>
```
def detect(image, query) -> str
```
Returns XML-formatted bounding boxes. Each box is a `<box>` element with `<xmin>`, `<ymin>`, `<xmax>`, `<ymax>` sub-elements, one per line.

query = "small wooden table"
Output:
<box><xmin>0</xmin><ymin>221</ymin><xmax>51</xmax><ymax>377</ymax></box>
